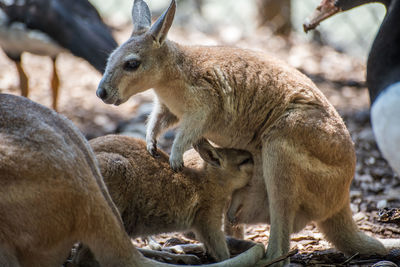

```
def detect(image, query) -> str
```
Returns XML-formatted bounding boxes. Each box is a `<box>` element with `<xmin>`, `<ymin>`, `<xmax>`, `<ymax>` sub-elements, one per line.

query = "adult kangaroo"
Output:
<box><xmin>96</xmin><ymin>0</ymin><xmax>389</xmax><ymax>265</ymax></box>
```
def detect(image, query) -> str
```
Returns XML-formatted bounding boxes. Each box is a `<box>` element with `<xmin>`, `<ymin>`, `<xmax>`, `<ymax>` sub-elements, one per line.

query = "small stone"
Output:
<box><xmin>377</xmin><ymin>200</ymin><xmax>388</xmax><ymax>209</ymax></box>
<box><xmin>384</xmin><ymin>230</ymin><xmax>393</xmax><ymax>236</ymax></box>
<box><xmin>360</xmin><ymin>203</ymin><xmax>368</xmax><ymax>212</ymax></box>
<box><xmin>366</xmin><ymin>157</ymin><xmax>376</xmax><ymax>165</ymax></box>
<box><xmin>371</xmin><ymin>167</ymin><xmax>387</xmax><ymax>178</ymax></box>
<box><xmin>353</xmin><ymin>212</ymin><xmax>366</xmax><ymax>222</ymax></box>
<box><xmin>358</xmin><ymin>128</ymin><xmax>375</xmax><ymax>142</ymax></box>
<box><xmin>357</xmin><ymin>174</ymin><xmax>373</xmax><ymax>183</ymax></box>
<box><xmin>350</xmin><ymin>190</ymin><xmax>362</xmax><ymax>199</ymax></box>
<box><xmin>350</xmin><ymin>203</ymin><xmax>359</xmax><ymax>213</ymax></box>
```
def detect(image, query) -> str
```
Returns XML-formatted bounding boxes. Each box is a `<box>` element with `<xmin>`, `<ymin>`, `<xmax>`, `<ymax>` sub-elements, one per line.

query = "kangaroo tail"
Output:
<box><xmin>317</xmin><ymin>205</ymin><xmax>387</xmax><ymax>256</ymax></box>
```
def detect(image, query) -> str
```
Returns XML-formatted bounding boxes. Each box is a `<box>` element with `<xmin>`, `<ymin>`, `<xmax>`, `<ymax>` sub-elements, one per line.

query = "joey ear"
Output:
<box><xmin>193</xmin><ymin>138</ymin><xmax>221</xmax><ymax>167</ymax></box>
<box><xmin>148</xmin><ymin>0</ymin><xmax>176</xmax><ymax>45</ymax></box>
<box><xmin>131</xmin><ymin>0</ymin><xmax>152</xmax><ymax>35</ymax></box>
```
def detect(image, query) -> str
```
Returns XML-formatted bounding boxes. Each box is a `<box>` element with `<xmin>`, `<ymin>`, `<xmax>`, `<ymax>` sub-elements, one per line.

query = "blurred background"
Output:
<box><xmin>0</xmin><ymin>0</ymin><xmax>387</xmax><ymax>128</ymax></box>
<box><xmin>91</xmin><ymin>0</ymin><xmax>385</xmax><ymax>59</ymax></box>
<box><xmin>0</xmin><ymin>0</ymin><xmax>398</xmax><ymax>262</ymax></box>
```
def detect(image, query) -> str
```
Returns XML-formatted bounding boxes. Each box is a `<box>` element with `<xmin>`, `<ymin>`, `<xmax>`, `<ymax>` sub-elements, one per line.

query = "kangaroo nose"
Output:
<box><xmin>96</xmin><ymin>87</ymin><xmax>108</xmax><ymax>100</ymax></box>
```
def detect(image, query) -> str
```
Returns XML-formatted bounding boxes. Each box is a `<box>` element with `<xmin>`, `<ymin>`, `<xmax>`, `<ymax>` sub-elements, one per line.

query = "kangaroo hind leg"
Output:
<box><xmin>259</xmin><ymin>141</ymin><xmax>298</xmax><ymax>266</ymax></box>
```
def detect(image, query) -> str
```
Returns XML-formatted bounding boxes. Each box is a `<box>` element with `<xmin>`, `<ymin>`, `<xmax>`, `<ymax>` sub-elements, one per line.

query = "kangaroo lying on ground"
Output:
<box><xmin>84</xmin><ymin>135</ymin><xmax>254</xmax><ymax>262</ymax></box>
<box><xmin>96</xmin><ymin>0</ymin><xmax>392</xmax><ymax>265</ymax></box>
<box><xmin>0</xmin><ymin>93</ymin><xmax>263</xmax><ymax>267</ymax></box>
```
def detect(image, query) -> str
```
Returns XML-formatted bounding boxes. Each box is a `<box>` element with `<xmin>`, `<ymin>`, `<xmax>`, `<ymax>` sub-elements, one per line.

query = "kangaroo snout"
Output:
<box><xmin>96</xmin><ymin>81</ymin><xmax>122</xmax><ymax>105</ymax></box>
<box><xmin>96</xmin><ymin>86</ymin><xmax>108</xmax><ymax>100</ymax></box>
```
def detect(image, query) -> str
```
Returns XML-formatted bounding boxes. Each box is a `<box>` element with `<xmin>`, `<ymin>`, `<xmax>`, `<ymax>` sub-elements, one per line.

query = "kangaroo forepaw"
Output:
<box><xmin>147</xmin><ymin>141</ymin><xmax>160</xmax><ymax>158</ymax></box>
<box><xmin>170</xmin><ymin>155</ymin><xmax>184</xmax><ymax>172</ymax></box>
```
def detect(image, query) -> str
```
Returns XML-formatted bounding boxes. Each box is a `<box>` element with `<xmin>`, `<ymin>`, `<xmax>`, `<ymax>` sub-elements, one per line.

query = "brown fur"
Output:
<box><xmin>97</xmin><ymin>0</ymin><xmax>388</xmax><ymax>265</ymax></box>
<box><xmin>1</xmin><ymin>93</ymin><xmax>242</xmax><ymax>267</ymax></box>
<box><xmin>88</xmin><ymin>135</ymin><xmax>253</xmax><ymax>262</ymax></box>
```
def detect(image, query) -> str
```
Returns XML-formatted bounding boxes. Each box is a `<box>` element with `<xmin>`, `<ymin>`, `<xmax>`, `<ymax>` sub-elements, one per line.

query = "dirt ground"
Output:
<box><xmin>1</xmin><ymin>25</ymin><xmax>399</xmax><ymax>266</ymax></box>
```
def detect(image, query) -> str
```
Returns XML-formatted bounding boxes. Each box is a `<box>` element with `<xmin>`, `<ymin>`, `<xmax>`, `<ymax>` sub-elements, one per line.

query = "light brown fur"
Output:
<box><xmin>0</xmin><ymin>94</ymin><xmax>265</xmax><ymax>267</ymax></box>
<box><xmin>0</xmin><ymin>93</ymin><xmax>150</xmax><ymax>266</ymax></box>
<box><xmin>88</xmin><ymin>135</ymin><xmax>253</xmax><ymax>262</ymax></box>
<box><xmin>97</xmin><ymin>0</ymin><xmax>388</xmax><ymax>265</ymax></box>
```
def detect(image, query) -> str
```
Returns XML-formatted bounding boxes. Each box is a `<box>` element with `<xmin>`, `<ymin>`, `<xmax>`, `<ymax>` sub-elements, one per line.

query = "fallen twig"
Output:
<box><xmin>257</xmin><ymin>249</ymin><xmax>299</xmax><ymax>267</ymax></box>
<box><xmin>340</xmin><ymin>252</ymin><xmax>359</xmax><ymax>265</ymax></box>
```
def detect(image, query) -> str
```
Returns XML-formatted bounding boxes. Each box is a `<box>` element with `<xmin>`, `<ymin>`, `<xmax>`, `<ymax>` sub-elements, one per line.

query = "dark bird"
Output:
<box><xmin>0</xmin><ymin>0</ymin><xmax>118</xmax><ymax>110</ymax></box>
<box><xmin>303</xmin><ymin>0</ymin><xmax>400</xmax><ymax>175</ymax></box>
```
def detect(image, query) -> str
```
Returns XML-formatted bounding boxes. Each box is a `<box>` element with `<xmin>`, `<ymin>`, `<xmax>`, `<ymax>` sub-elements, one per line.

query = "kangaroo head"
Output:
<box><xmin>193</xmin><ymin>139</ymin><xmax>254</xmax><ymax>190</ymax></box>
<box><xmin>97</xmin><ymin>0</ymin><xmax>176</xmax><ymax>105</ymax></box>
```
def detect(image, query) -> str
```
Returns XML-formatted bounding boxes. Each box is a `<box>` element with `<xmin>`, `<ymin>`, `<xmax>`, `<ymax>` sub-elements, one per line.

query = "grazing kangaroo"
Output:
<box><xmin>0</xmin><ymin>93</ymin><xmax>264</xmax><ymax>267</ymax></box>
<box><xmin>96</xmin><ymin>0</ymin><xmax>389</xmax><ymax>265</ymax></box>
<box><xmin>87</xmin><ymin>135</ymin><xmax>254</xmax><ymax>262</ymax></box>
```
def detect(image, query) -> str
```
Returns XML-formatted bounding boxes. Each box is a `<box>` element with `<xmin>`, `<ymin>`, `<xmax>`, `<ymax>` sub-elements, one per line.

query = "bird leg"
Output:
<box><xmin>14</xmin><ymin>58</ymin><xmax>29</xmax><ymax>98</ymax></box>
<box><xmin>51</xmin><ymin>57</ymin><xmax>60</xmax><ymax>110</ymax></box>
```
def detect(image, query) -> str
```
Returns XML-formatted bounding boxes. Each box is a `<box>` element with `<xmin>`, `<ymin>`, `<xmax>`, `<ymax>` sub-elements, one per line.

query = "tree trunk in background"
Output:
<box><xmin>257</xmin><ymin>0</ymin><xmax>292</xmax><ymax>36</ymax></box>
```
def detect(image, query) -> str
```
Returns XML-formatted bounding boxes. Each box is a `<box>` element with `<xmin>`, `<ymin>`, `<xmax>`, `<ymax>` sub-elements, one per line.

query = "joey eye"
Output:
<box><xmin>123</xmin><ymin>60</ymin><xmax>141</xmax><ymax>71</ymax></box>
<box><xmin>239</xmin><ymin>157</ymin><xmax>253</xmax><ymax>166</ymax></box>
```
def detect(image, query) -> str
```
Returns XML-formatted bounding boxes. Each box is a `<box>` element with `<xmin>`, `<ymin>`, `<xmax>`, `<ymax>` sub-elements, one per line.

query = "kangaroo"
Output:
<box><xmin>86</xmin><ymin>135</ymin><xmax>254</xmax><ymax>262</ymax></box>
<box><xmin>96</xmin><ymin>0</ymin><xmax>389</xmax><ymax>265</ymax></box>
<box><xmin>0</xmin><ymin>93</ymin><xmax>264</xmax><ymax>267</ymax></box>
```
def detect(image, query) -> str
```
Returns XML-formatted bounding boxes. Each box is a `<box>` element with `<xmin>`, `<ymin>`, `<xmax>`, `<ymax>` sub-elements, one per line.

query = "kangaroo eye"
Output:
<box><xmin>123</xmin><ymin>60</ymin><xmax>141</xmax><ymax>71</ymax></box>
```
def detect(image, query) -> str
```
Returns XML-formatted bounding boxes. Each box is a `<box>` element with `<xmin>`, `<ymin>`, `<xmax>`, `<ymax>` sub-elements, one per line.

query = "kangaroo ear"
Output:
<box><xmin>131</xmin><ymin>0</ymin><xmax>152</xmax><ymax>35</ymax></box>
<box><xmin>193</xmin><ymin>138</ymin><xmax>221</xmax><ymax>167</ymax></box>
<box><xmin>148</xmin><ymin>0</ymin><xmax>176</xmax><ymax>45</ymax></box>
